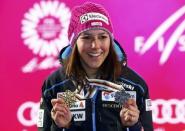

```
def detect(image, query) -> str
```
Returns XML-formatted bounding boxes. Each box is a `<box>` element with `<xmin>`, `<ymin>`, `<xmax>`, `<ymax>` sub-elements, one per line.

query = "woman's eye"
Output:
<box><xmin>99</xmin><ymin>35</ymin><xmax>108</xmax><ymax>39</ymax></box>
<box><xmin>81</xmin><ymin>36</ymin><xmax>92</xmax><ymax>40</ymax></box>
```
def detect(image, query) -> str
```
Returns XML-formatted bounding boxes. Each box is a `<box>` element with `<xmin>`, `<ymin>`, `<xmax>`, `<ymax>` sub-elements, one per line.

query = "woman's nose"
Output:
<box><xmin>91</xmin><ymin>38</ymin><xmax>100</xmax><ymax>49</ymax></box>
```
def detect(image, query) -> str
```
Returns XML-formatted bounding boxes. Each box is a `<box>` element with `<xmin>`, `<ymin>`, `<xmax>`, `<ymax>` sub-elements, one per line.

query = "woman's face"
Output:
<box><xmin>76</xmin><ymin>29</ymin><xmax>111</xmax><ymax>72</ymax></box>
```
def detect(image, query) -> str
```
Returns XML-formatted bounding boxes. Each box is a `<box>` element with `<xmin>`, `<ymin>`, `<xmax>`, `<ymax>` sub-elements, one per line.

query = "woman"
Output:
<box><xmin>37</xmin><ymin>2</ymin><xmax>153</xmax><ymax>131</ymax></box>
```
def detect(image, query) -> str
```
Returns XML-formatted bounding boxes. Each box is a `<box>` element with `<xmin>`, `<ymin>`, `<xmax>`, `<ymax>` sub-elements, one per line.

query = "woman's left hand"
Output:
<box><xmin>120</xmin><ymin>99</ymin><xmax>140</xmax><ymax>126</ymax></box>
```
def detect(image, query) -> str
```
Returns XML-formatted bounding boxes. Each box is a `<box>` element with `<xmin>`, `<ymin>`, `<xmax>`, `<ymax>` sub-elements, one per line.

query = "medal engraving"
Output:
<box><xmin>60</xmin><ymin>90</ymin><xmax>76</xmax><ymax>107</ymax></box>
<box><xmin>114</xmin><ymin>90</ymin><xmax>131</xmax><ymax>105</ymax></box>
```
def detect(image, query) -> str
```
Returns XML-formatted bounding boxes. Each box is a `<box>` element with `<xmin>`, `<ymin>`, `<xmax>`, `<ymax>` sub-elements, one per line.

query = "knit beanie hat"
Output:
<box><xmin>68</xmin><ymin>2</ymin><xmax>114</xmax><ymax>46</ymax></box>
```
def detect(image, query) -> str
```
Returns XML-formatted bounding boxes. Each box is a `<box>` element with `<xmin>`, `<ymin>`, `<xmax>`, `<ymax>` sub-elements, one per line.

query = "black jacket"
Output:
<box><xmin>37</xmin><ymin>40</ymin><xmax>153</xmax><ymax>131</ymax></box>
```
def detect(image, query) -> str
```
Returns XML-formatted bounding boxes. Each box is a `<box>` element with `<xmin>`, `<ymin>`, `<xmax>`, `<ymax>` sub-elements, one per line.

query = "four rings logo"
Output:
<box><xmin>152</xmin><ymin>99</ymin><xmax>185</xmax><ymax>124</ymax></box>
<box><xmin>17</xmin><ymin>101</ymin><xmax>39</xmax><ymax>126</ymax></box>
<box><xmin>21</xmin><ymin>1</ymin><xmax>71</xmax><ymax>73</ymax></box>
<box><xmin>17</xmin><ymin>99</ymin><xmax>185</xmax><ymax>127</ymax></box>
<box><xmin>134</xmin><ymin>5</ymin><xmax>185</xmax><ymax>65</ymax></box>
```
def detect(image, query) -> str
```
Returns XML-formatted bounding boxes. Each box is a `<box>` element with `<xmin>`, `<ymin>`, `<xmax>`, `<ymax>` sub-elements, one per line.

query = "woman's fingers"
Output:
<box><xmin>127</xmin><ymin>104</ymin><xmax>139</xmax><ymax>115</ymax></box>
<box><xmin>123</xmin><ymin>99</ymin><xmax>139</xmax><ymax>117</ymax></box>
<box><xmin>120</xmin><ymin>107</ymin><xmax>129</xmax><ymax>121</ymax></box>
<box><xmin>124</xmin><ymin>99</ymin><xmax>137</xmax><ymax>107</ymax></box>
<box><xmin>50</xmin><ymin>98</ymin><xmax>73</xmax><ymax>128</ymax></box>
<box><xmin>120</xmin><ymin>99</ymin><xmax>140</xmax><ymax>126</ymax></box>
<box><xmin>51</xmin><ymin>98</ymin><xmax>66</xmax><ymax>106</ymax></box>
<box><xmin>51</xmin><ymin>98</ymin><xmax>71</xmax><ymax>119</ymax></box>
<box><xmin>53</xmin><ymin>104</ymin><xmax>68</xmax><ymax>114</ymax></box>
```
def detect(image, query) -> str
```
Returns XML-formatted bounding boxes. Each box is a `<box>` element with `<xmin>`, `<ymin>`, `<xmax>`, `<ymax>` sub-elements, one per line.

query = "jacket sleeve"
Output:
<box><xmin>37</xmin><ymin>76</ymin><xmax>78</xmax><ymax>131</ymax></box>
<box><xmin>37</xmin><ymin>79</ymin><xmax>53</xmax><ymax>131</ymax></box>
<box><xmin>123</xmin><ymin>67</ymin><xmax>154</xmax><ymax>131</ymax></box>
<box><xmin>139</xmin><ymin>83</ymin><xmax>154</xmax><ymax>131</ymax></box>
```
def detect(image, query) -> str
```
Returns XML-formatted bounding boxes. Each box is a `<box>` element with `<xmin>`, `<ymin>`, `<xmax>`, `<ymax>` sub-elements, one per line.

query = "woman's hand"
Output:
<box><xmin>51</xmin><ymin>98</ymin><xmax>72</xmax><ymax>128</ymax></box>
<box><xmin>120</xmin><ymin>99</ymin><xmax>140</xmax><ymax>126</ymax></box>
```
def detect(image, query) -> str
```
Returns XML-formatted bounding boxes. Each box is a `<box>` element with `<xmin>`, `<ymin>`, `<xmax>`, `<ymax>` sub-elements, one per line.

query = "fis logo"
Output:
<box><xmin>134</xmin><ymin>5</ymin><xmax>185</xmax><ymax>65</ymax></box>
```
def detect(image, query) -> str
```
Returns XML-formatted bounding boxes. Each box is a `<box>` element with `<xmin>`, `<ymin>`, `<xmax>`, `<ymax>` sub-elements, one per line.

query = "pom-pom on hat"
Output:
<box><xmin>68</xmin><ymin>2</ymin><xmax>114</xmax><ymax>46</ymax></box>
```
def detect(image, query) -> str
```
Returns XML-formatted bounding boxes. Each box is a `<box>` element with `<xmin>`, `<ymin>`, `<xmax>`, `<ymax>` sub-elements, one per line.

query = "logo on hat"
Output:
<box><xmin>80</xmin><ymin>12</ymin><xmax>109</xmax><ymax>25</ymax></box>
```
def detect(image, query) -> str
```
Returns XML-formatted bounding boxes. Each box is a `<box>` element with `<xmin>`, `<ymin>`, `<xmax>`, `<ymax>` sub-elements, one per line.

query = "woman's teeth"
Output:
<box><xmin>88</xmin><ymin>52</ymin><xmax>101</xmax><ymax>57</ymax></box>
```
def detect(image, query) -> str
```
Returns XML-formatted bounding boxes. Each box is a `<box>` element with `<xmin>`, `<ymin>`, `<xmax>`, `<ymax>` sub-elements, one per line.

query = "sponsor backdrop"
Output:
<box><xmin>1</xmin><ymin>0</ymin><xmax>185</xmax><ymax>130</ymax></box>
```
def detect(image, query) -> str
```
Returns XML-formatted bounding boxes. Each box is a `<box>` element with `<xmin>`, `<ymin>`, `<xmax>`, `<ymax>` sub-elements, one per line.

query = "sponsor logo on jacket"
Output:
<box><xmin>70</xmin><ymin>100</ymin><xmax>86</xmax><ymax>110</ymax></box>
<box><xmin>71</xmin><ymin>111</ymin><xmax>86</xmax><ymax>121</ymax></box>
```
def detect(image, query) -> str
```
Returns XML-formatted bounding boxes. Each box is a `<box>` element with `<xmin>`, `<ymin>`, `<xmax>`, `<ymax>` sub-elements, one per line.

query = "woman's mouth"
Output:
<box><xmin>88</xmin><ymin>52</ymin><xmax>102</xmax><ymax>57</ymax></box>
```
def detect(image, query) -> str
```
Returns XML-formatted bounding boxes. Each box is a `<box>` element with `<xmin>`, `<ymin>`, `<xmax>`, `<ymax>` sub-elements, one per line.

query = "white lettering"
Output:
<box><xmin>152</xmin><ymin>99</ymin><xmax>185</xmax><ymax>124</ymax></box>
<box><xmin>71</xmin><ymin>111</ymin><xmax>85</xmax><ymax>121</ymax></box>
<box><xmin>134</xmin><ymin>5</ymin><xmax>185</xmax><ymax>65</ymax></box>
<box><xmin>37</xmin><ymin>109</ymin><xmax>44</xmax><ymax>127</ymax></box>
<box><xmin>178</xmin><ymin>34</ymin><xmax>185</xmax><ymax>51</ymax></box>
<box><xmin>17</xmin><ymin>99</ymin><xmax>185</xmax><ymax>127</ymax></box>
<box><xmin>80</xmin><ymin>12</ymin><xmax>109</xmax><ymax>24</ymax></box>
<box><xmin>134</xmin><ymin>36</ymin><xmax>145</xmax><ymax>53</ymax></box>
<box><xmin>17</xmin><ymin>101</ymin><xmax>39</xmax><ymax>126</ymax></box>
<box><xmin>22</xmin><ymin>57</ymin><xmax>60</xmax><ymax>73</ymax></box>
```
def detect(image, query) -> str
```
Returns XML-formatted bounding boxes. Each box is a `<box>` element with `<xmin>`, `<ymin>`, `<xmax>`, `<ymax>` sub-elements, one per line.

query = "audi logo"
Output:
<box><xmin>17</xmin><ymin>99</ymin><xmax>185</xmax><ymax>126</ymax></box>
<box><xmin>17</xmin><ymin>101</ymin><xmax>39</xmax><ymax>126</ymax></box>
<box><xmin>152</xmin><ymin>99</ymin><xmax>185</xmax><ymax>124</ymax></box>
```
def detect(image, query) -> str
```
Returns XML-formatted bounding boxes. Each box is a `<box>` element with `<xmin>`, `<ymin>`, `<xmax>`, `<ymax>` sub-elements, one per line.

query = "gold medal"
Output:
<box><xmin>61</xmin><ymin>90</ymin><xmax>76</xmax><ymax>107</ymax></box>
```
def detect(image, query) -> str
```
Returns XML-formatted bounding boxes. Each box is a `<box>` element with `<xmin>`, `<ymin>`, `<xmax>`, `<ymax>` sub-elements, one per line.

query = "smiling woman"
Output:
<box><xmin>76</xmin><ymin>30</ymin><xmax>111</xmax><ymax>77</ymax></box>
<box><xmin>64</xmin><ymin>29</ymin><xmax>121</xmax><ymax>81</ymax></box>
<box><xmin>38</xmin><ymin>2</ymin><xmax>153</xmax><ymax>131</ymax></box>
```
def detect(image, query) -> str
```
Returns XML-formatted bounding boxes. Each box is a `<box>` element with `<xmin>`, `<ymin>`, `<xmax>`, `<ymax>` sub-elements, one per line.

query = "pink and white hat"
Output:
<box><xmin>68</xmin><ymin>2</ymin><xmax>114</xmax><ymax>47</ymax></box>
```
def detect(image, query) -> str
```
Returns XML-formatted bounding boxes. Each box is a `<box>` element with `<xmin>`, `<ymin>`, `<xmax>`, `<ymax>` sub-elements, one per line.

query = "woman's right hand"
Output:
<box><xmin>51</xmin><ymin>98</ymin><xmax>72</xmax><ymax>128</ymax></box>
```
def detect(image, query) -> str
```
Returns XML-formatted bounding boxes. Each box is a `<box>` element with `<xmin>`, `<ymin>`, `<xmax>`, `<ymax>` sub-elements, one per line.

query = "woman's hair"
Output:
<box><xmin>63</xmin><ymin>40</ymin><xmax>122</xmax><ymax>81</ymax></box>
